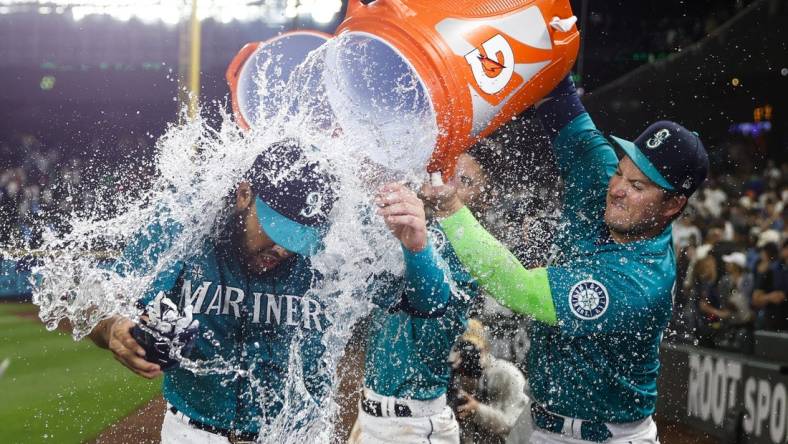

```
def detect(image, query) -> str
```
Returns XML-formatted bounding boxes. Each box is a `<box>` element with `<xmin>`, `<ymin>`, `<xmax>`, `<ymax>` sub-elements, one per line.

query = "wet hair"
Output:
<box><xmin>466</xmin><ymin>140</ymin><xmax>499</xmax><ymax>175</ymax></box>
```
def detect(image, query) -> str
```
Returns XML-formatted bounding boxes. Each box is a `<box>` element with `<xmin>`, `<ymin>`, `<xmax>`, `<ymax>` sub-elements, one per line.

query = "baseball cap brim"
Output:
<box><xmin>722</xmin><ymin>253</ymin><xmax>746</xmax><ymax>268</ymax></box>
<box><xmin>609</xmin><ymin>135</ymin><xmax>675</xmax><ymax>192</ymax></box>
<box><xmin>255</xmin><ymin>196</ymin><xmax>323</xmax><ymax>256</ymax></box>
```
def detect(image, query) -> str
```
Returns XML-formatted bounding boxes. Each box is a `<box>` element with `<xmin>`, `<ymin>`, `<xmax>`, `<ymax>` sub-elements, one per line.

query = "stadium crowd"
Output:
<box><xmin>0</xmin><ymin>133</ymin><xmax>152</xmax><ymax>251</ymax></box>
<box><xmin>671</xmin><ymin>161</ymin><xmax>788</xmax><ymax>351</ymax></box>
<box><xmin>579</xmin><ymin>0</ymin><xmax>758</xmax><ymax>89</ymax></box>
<box><xmin>0</xmin><ymin>134</ymin><xmax>77</xmax><ymax>249</ymax></box>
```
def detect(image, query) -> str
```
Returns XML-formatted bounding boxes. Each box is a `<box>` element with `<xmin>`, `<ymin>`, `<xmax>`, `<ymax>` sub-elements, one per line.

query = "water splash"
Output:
<box><xmin>23</xmin><ymin>35</ymin><xmax>439</xmax><ymax>443</ymax></box>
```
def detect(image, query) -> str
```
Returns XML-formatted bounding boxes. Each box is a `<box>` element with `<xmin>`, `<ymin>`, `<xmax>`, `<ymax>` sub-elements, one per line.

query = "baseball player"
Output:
<box><xmin>422</xmin><ymin>75</ymin><xmax>709</xmax><ymax>443</ymax></box>
<box><xmin>347</xmin><ymin>181</ymin><xmax>479</xmax><ymax>444</ymax></box>
<box><xmin>89</xmin><ymin>140</ymin><xmax>454</xmax><ymax>443</ymax></box>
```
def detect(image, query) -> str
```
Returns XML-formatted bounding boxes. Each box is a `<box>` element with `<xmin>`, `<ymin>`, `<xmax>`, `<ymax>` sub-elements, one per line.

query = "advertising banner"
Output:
<box><xmin>659</xmin><ymin>343</ymin><xmax>788</xmax><ymax>444</ymax></box>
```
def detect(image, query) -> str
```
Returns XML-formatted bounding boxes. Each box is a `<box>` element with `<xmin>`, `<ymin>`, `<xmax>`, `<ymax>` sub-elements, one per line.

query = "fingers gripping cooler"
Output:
<box><xmin>227</xmin><ymin>0</ymin><xmax>579</xmax><ymax>177</ymax></box>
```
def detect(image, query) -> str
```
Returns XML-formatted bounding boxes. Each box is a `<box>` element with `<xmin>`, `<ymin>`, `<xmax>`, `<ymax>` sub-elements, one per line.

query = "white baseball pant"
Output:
<box><xmin>527</xmin><ymin>414</ymin><xmax>659</xmax><ymax>444</ymax></box>
<box><xmin>349</xmin><ymin>389</ymin><xmax>460</xmax><ymax>444</ymax></box>
<box><xmin>161</xmin><ymin>407</ymin><xmax>237</xmax><ymax>444</ymax></box>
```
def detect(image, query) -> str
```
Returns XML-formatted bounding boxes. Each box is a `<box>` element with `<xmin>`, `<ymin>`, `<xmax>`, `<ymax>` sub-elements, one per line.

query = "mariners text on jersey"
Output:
<box><xmin>174</xmin><ymin>280</ymin><xmax>324</xmax><ymax>331</ymax></box>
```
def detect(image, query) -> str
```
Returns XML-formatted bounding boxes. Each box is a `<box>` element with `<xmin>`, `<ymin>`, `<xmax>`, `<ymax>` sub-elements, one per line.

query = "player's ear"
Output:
<box><xmin>661</xmin><ymin>192</ymin><xmax>686</xmax><ymax>220</ymax></box>
<box><xmin>235</xmin><ymin>181</ymin><xmax>253</xmax><ymax>212</ymax></box>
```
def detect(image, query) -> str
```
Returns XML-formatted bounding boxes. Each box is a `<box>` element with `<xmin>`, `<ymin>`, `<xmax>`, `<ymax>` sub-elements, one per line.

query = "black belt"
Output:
<box><xmin>361</xmin><ymin>397</ymin><xmax>413</xmax><ymax>417</ymax></box>
<box><xmin>169</xmin><ymin>405</ymin><xmax>258</xmax><ymax>443</ymax></box>
<box><xmin>530</xmin><ymin>403</ymin><xmax>613</xmax><ymax>443</ymax></box>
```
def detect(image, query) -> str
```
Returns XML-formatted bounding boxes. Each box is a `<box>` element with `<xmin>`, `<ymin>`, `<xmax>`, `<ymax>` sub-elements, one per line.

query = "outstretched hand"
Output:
<box><xmin>130</xmin><ymin>294</ymin><xmax>200</xmax><ymax>372</ymax></box>
<box><xmin>107</xmin><ymin>317</ymin><xmax>163</xmax><ymax>379</ymax></box>
<box><xmin>376</xmin><ymin>182</ymin><xmax>428</xmax><ymax>252</ymax></box>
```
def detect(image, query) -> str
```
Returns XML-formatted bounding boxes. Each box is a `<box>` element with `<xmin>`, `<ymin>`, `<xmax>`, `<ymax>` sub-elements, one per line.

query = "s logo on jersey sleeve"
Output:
<box><xmin>427</xmin><ymin>226</ymin><xmax>447</xmax><ymax>253</ymax></box>
<box><xmin>568</xmin><ymin>279</ymin><xmax>609</xmax><ymax>320</ymax></box>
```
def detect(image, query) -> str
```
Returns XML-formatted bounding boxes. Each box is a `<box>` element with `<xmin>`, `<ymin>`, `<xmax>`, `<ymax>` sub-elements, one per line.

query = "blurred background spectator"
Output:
<box><xmin>449</xmin><ymin>320</ymin><xmax>529</xmax><ymax>444</ymax></box>
<box><xmin>0</xmin><ymin>132</ymin><xmax>153</xmax><ymax>251</ymax></box>
<box><xmin>752</xmin><ymin>241</ymin><xmax>788</xmax><ymax>331</ymax></box>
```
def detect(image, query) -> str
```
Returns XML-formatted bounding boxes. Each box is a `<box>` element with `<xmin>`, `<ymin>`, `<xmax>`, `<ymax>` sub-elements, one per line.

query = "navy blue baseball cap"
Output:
<box><xmin>245</xmin><ymin>139</ymin><xmax>337</xmax><ymax>256</ymax></box>
<box><xmin>609</xmin><ymin>121</ymin><xmax>709</xmax><ymax>197</ymax></box>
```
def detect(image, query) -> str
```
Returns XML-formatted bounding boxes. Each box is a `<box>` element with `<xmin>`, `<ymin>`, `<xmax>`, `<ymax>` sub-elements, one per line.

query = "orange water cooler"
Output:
<box><xmin>325</xmin><ymin>0</ymin><xmax>580</xmax><ymax>176</ymax></box>
<box><xmin>228</xmin><ymin>0</ymin><xmax>579</xmax><ymax>176</ymax></box>
<box><xmin>227</xmin><ymin>31</ymin><xmax>332</xmax><ymax>130</ymax></box>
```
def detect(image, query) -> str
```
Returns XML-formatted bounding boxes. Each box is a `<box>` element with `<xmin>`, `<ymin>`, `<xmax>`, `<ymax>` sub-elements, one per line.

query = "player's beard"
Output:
<box><xmin>235</xmin><ymin>209</ymin><xmax>293</xmax><ymax>276</ymax></box>
<box><xmin>604</xmin><ymin>205</ymin><xmax>662</xmax><ymax>241</ymax></box>
<box><xmin>605</xmin><ymin>217</ymin><xmax>654</xmax><ymax>239</ymax></box>
<box><xmin>244</xmin><ymin>245</ymin><xmax>291</xmax><ymax>275</ymax></box>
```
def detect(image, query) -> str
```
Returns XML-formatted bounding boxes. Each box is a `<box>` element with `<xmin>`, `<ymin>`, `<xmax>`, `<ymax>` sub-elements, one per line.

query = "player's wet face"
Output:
<box><xmin>604</xmin><ymin>156</ymin><xmax>683</xmax><ymax>242</ymax></box>
<box><xmin>235</xmin><ymin>182</ymin><xmax>295</xmax><ymax>274</ymax></box>
<box><xmin>450</xmin><ymin>153</ymin><xmax>490</xmax><ymax>214</ymax></box>
<box><xmin>241</xmin><ymin>208</ymin><xmax>294</xmax><ymax>274</ymax></box>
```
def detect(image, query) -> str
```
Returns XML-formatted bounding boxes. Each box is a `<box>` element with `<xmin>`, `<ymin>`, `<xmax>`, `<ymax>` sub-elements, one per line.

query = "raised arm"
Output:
<box><xmin>536</xmin><ymin>76</ymin><xmax>618</xmax><ymax>234</ymax></box>
<box><xmin>535</xmin><ymin>75</ymin><xmax>587</xmax><ymax>139</ymax></box>
<box><xmin>438</xmin><ymin>203</ymin><xmax>673</xmax><ymax>337</ymax></box>
<box><xmin>439</xmin><ymin>205</ymin><xmax>557</xmax><ymax>325</ymax></box>
<box><xmin>376</xmin><ymin>182</ymin><xmax>451</xmax><ymax>316</ymax></box>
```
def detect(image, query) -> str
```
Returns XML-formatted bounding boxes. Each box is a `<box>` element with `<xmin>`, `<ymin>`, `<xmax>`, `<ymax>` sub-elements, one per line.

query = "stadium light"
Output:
<box><xmin>283</xmin><ymin>0</ymin><xmax>342</xmax><ymax>24</ymax></box>
<box><xmin>0</xmin><ymin>0</ymin><xmax>342</xmax><ymax>26</ymax></box>
<box><xmin>308</xmin><ymin>0</ymin><xmax>342</xmax><ymax>24</ymax></box>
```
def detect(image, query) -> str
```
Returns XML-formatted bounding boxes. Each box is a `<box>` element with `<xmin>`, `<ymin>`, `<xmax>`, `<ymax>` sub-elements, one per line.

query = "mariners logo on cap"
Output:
<box><xmin>299</xmin><ymin>192</ymin><xmax>324</xmax><ymax>219</ymax></box>
<box><xmin>568</xmin><ymin>279</ymin><xmax>609</xmax><ymax>320</ymax></box>
<box><xmin>646</xmin><ymin>128</ymin><xmax>671</xmax><ymax>149</ymax></box>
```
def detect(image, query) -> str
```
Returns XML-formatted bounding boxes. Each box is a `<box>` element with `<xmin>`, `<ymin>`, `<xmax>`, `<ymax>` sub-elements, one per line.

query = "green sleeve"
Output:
<box><xmin>439</xmin><ymin>206</ymin><xmax>557</xmax><ymax>325</ymax></box>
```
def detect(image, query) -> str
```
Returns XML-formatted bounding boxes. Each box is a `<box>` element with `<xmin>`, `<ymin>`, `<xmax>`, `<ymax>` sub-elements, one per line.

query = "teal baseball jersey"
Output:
<box><xmin>364</xmin><ymin>226</ymin><xmax>478</xmax><ymax>400</ymax></box>
<box><xmin>121</xmin><ymin>223</ymin><xmax>329</xmax><ymax>433</ymax></box>
<box><xmin>117</xmin><ymin>214</ymin><xmax>455</xmax><ymax>432</ymax></box>
<box><xmin>529</xmin><ymin>113</ymin><xmax>676</xmax><ymax>423</ymax></box>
